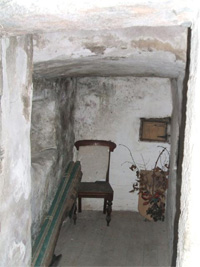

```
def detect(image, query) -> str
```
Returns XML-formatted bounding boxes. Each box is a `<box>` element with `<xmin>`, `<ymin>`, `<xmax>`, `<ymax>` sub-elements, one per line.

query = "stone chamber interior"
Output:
<box><xmin>30</xmin><ymin>25</ymin><xmax>189</xmax><ymax>264</ymax></box>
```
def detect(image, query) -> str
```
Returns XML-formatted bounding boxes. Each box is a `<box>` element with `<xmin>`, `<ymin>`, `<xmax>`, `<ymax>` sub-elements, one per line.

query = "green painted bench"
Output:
<box><xmin>32</xmin><ymin>161</ymin><xmax>82</xmax><ymax>267</ymax></box>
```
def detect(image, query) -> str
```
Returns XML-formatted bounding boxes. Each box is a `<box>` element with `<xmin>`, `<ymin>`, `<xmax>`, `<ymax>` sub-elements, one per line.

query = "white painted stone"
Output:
<box><xmin>8</xmin><ymin>241</ymin><xmax>26</xmax><ymax>263</ymax></box>
<box><xmin>74</xmin><ymin>77</ymin><xmax>172</xmax><ymax>211</ymax></box>
<box><xmin>0</xmin><ymin>35</ymin><xmax>33</xmax><ymax>267</ymax></box>
<box><xmin>176</xmin><ymin>11</ymin><xmax>200</xmax><ymax>267</ymax></box>
<box><xmin>0</xmin><ymin>0</ymin><xmax>197</xmax><ymax>36</ymax></box>
<box><xmin>33</xmin><ymin>27</ymin><xmax>187</xmax><ymax>78</ymax></box>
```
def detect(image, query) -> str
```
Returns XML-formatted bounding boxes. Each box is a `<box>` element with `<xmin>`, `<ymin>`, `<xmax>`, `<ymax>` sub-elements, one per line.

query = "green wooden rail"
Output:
<box><xmin>32</xmin><ymin>161</ymin><xmax>82</xmax><ymax>267</ymax></box>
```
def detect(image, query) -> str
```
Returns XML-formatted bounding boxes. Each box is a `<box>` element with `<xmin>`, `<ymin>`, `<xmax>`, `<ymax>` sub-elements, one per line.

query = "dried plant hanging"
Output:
<box><xmin>120</xmin><ymin>145</ymin><xmax>169</xmax><ymax>222</ymax></box>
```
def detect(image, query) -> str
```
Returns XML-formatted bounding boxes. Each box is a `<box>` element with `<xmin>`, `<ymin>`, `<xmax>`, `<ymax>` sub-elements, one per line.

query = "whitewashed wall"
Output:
<box><xmin>177</xmin><ymin>12</ymin><xmax>200</xmax><ymax>267</ymax></box>
<box><xmin>74</xmin><ymin>77</ymin><xmax>172</xmax><ymax>211</ymax></box>
<box><xmin>0</xmin><ymin>36</ymin><xmax>33</xmax><ymax>267</ymax></box>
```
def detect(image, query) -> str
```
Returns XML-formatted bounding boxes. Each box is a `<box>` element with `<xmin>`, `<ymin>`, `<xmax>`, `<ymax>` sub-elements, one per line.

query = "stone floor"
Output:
<box><xmin>54</xmin><ymin>211</ymin><xmax>169</xmax><ymax>267</ymax></box>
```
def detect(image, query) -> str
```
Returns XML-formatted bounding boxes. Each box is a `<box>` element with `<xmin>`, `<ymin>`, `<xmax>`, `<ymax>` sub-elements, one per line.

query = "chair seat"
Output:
<box><xmin>78</xmin><ymin>181</ymin><xmax>113</xmax><ymax>200</ymax></box>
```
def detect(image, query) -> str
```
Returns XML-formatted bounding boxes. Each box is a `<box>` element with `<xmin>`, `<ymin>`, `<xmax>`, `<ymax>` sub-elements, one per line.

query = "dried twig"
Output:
<box><xmin>121</xmin><ymin>144</ymin><xmax>169</xmax><ymax>222</ymax></box>
<box><xmin>119</xmin><ymin>144</ymin><xmax>140</xmax><ymax>172</ymax></box>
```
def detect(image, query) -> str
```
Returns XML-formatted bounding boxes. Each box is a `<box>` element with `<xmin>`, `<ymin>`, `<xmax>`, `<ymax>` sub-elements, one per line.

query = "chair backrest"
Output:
<box><xmin>74</xmin><ymin>140</ymin><xmax>116</xmax><ymax>183</ymax></box>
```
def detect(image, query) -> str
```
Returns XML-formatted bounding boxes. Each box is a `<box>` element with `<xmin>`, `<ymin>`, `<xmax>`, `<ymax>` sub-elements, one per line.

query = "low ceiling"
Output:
<box><xmin>33</xmin><ymin>26</ymin><xmax>187</xmax><ymax>78</ymax></box>
<box><xmin>1</xmin><ymin>0</ymin><xmax>192</xmax><ymax>78</ymax></box>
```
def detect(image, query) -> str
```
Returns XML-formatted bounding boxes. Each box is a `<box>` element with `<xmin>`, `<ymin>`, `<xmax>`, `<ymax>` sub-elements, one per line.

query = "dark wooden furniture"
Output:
<box><xmin>74</xmin><ymin>140</ymin><xmax>116</xmax><ymax>226</ymax></box>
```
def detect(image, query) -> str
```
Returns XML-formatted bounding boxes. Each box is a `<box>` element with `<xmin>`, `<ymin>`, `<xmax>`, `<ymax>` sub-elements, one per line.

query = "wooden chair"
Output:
<box><xmin>74</xmin><ymin>140</ymin><xmax>116</xmax><ymax>226</ymax></box>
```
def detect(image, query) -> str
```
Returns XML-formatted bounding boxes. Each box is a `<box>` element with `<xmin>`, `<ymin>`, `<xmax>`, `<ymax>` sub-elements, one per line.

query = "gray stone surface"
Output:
<box><xmin>31</xmin><ymin>78</ymin><xmax>76</xmax><ymax>242</ymax></box>
<box><xmin>55</xmin><ymin>211</ymin><xmax>169</xmax><ymax>266</ymax></box>
<box><xmin>0</xmin><ymin>35</ymin><xmax>33</xmax><ymax>267</ymax></box>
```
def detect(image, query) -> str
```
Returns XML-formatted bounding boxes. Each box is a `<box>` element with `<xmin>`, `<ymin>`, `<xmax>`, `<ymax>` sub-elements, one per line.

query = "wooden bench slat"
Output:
<box><xmin>32</xmin><ymin>161</ymin><xmax>82</xmax><ymax>267</ymax></box>
<box><xmin>32</xmin><ymin>162</ymin><xmax>75</xmax><ymax>261</ymax></box>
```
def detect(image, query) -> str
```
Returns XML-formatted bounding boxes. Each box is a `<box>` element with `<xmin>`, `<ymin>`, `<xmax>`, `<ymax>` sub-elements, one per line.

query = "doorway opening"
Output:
<box><xmin>30</xmin><ymin>26</ymin><xmax>190</xmax><ymax>266</ymax></box>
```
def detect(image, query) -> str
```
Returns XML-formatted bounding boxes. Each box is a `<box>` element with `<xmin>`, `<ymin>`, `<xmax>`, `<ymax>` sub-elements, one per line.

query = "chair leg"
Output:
<box><xmin>103</xmin><ymin>199</ymin><xmax>107</xmax><ymax>214</ymax></box>
<box><xmin>50</xmin><ymin>254</ymin><xmax>62</xmax><ymax>266</ymax></box>
<box><xmin>78</xmin><ymin>197</ymin><xmax>82</xmax><ymax>213</ymax></box>
<box><xmin>106</xmin><ymin>200</ymin><xmax>112</xmax><ymax>226</ymax></box>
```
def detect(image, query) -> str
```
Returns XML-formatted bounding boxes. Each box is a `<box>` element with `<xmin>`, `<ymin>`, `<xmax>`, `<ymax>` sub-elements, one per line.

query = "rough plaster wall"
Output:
<box><xmin>33</xmin><ymin>26</ymin><xmax>187</xmax><ymax>78</ymax></box>
<box><xmin>74</xmin><ymin>77</ymin><xmax>172</xmax><ymax>211</ymax></box>
<box><xmin>56</xmin><ymin>79</ymin><xmax>77</xmax><ymax>172</ymax></box>
<box><xmin>0</xmin><ymin>1</ymin><xmax>195</xmax><ymax>36</ymax></box>
<box><xmin>31</xmin><ymin>78</ymin><xmax>76</xmax><ymax>242</ymax></box>
<box><xmin>176</xmin><ymin>13</ymin><xmax>200</xmax><ymax>267</ymax></box>
<box><xmin>0</xmin><ymin>36</ymin><xmax>33</xmax><ymax>266</ymax></box>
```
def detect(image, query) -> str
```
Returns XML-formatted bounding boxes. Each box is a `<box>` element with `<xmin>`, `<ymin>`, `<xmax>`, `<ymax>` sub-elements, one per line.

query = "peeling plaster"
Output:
<box><xmin>33</xmin><ymin>26</ymin><xmax>187</xmax><ymax>78</ymax></box>
<box><xmin>84</xmin><ymin>44</ymin><xmax>106</xmax><ymax>55</ymax></box>
<box><xmin>131</xmin><ymin>39</ymin><xmax>186</xmax><ymax>61</ymax></box>
<box><xmin>8</xmin><ymin>241</ymin><xmax>26</xmax><ymax>263</ymax></box>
